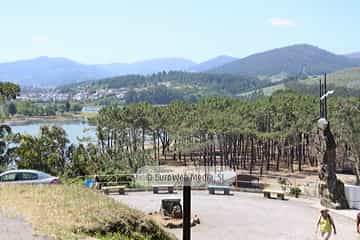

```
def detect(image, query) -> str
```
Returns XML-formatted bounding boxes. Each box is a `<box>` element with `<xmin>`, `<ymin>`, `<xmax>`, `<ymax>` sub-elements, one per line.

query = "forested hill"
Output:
<box><xmin>59</xmin><ymin>71</ymin><xmax>267</xmax><ymax>96</ymax></box>
<box><xmin>209</xmin><ymin>44</ymin><xmax>360</xmax><ymax>79</ymax></box>
<box><xmin>189</xmin><ymin>55</ymin><xmax>238</xmax><ymax>72</ymax></box>
<box><xmin>283</xmin><ymin>67</ymin><xmax>360</xmax><ymax>97</ymax></box>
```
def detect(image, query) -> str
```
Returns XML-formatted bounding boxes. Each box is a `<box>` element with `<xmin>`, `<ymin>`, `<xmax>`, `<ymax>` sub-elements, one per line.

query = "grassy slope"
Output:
<box><xmin>242</xmin><ymin>67</ymin><xmax>360</xmax><ymax>97</ymax></box>
<box><xmin>237</xmin><ymin>83</ymin><xmax>287</xmax><ymax>97</ymax></box>
<box><xmin>302</xmin><ymin>67</ymin><xmax>360</xmax><ymax>89</ymax></box>
<box><xmin>261</xmin><ymin>84</ymin><xmax>287</xmax><ymax>96</ymax></box>
<box><xmin>0</xmin><ymin>185</ymin><xmax>174</xmax><ymax>240</ymax></box>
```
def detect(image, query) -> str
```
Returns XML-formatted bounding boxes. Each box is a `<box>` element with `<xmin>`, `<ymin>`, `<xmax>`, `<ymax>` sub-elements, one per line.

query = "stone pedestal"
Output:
<box><xmin>315</xmin><ymin>118</ymin><xmax>348</xmax><ymax>209</ymax></box>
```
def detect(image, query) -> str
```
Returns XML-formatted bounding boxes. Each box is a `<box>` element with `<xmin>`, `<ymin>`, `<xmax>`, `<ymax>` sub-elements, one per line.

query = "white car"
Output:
<box><xmin>0</xmin><ymin>170</ymin><xmax>59</xmax><ymax>184</ymax></box>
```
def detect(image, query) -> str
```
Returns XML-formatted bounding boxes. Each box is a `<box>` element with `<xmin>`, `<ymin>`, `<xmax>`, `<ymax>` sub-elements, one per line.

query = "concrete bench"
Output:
<box><xmin>236</xmin><ymin>174</ymin><xmax>260</xmax><ymax>188</ymax></box>
<box><xmin>102</xmin><ymin>185</ymin><xmax>126</xmax><ymax>195</ymax></box>
<box><xmin>152</xmin><ymin>184</ymin><xmax>175</xmax><ymax>194</ymax></box>
<box><xmin>208</xmin><ymin>185</ymin><xmax>231</xmax><ymax>195</ymax></box>
<box><xmin>263</xmin><ymin>189</ymin><xmax>285</xmax><ymax>200</ymax></box>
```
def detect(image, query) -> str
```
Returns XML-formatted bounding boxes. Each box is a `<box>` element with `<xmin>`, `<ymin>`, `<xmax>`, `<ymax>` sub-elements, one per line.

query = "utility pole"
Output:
<box><xmin>183</xmin><ymin>176</ymin><xmax>191</xmax><ymax>240</ymax></box>
<box><xmin>319</xmin><ymin>78</ymin><xmax>323</xmax><ymax>118</ymax></box>
<box><xmin>319</xmin><ymin>73</ymin><xmax>334</xmax><ymax>120</ymax></box>
<box><xmin>324</xmin><ymin>73</ymin><xmax>327</xmax><ymax>119</ymax></box>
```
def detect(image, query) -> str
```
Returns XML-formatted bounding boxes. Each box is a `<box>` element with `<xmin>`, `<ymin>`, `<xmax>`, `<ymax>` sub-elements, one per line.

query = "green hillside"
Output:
<box><xmin>302</xmin><ymin>67</ymin><xmax>360</xmax><ymax>89</ymax></box>
<box><xmin>239</xmin><ymin>67</ymin><xmax>360</xmax><ymax>99</ymax></box>
<box><xmin>210</xmin><ymin>44</ymin><xmax>360</xmax><ymax>79</ymax></box>
<box><xmin>60</xmin><ymin>71</ymin><xmax>268</xmax><ymax>98</ymax></box>
<box><xmin>58</xmin><ymin>63</ymin><xmax>360</xmax><ymax>104</ymax></box>
<box><xmin>237</xmin><ymin>83</ymin><xmax>287</xmax><ymax>97</ymax></box>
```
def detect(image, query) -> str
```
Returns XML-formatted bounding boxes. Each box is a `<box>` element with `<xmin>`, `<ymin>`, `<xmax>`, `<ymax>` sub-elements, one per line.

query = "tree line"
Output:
<box><xmin>60</xmin><ymin>71</ymin><xmax>268</xmax><ymax>96</ymax></box>
<box><xmin>95</xmin><ymin>90</ymin><xmax>360</xmax><ymax>178</ymax></box>
<box><xmin>4</xmin><ymin>101</ymin><xmax>83</xmax><ymax>117</ymax></box>
<box><xmin>2</xmin><ymin>85</ymin><xmax>360</xmax><ymax>182</ymax></box>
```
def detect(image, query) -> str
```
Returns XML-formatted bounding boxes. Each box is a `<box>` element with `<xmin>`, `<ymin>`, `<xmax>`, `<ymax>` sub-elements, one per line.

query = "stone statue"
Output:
<box><xmin>150</xmin><ymin>199</ymin><xmax>200</xmax><ymax>229</ymax></box>
<box><xmin>315</xmin><ymin>118</ymin><xmax>348</xmax><ymax>209</ymax></box>
<box><xmin>161</xmin><ymin>199</ymin><xmax>183</xmax><ymax>219</ymax></box>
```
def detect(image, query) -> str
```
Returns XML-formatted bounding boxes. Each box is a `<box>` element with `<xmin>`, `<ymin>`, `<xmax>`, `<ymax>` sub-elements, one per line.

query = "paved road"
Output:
<box><xmin>0</xmin><ymin>212</ymin><xmax>47</xmax><ymax>240</ymax></box>
<box><xmin>113</xmin><ymin>191</ymin><xmax>360</xmax><ymax>240</ymax></box>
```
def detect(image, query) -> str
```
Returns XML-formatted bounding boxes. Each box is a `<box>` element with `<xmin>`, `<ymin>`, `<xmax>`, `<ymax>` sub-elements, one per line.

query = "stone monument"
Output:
<box><xmin>315</xmin><ymin>118</ymin><xmax>348</xmax><ymax>209</ymax></box>
<box><xmin>316</xmin><ymin>75</ymin><xmax>348</xmax><ymax>209</ymax></box>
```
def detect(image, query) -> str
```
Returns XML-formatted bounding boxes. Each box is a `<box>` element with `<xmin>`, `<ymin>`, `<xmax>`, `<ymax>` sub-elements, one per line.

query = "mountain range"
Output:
<box><xmin>188</xmin><ymin>55</ymin><xmax>238</xmax><ymax>72</ymax></box>
<box><xmin>210</xmin><ymin>44</ymin><xmax>360</xmax><ymax>81</ymax></box>
<box><xmin>96</xmin><ymin>58</ymin><xmax>196</xmax><ymax>76</ymax></box>
<box><xmin>0</xmin><ymin>56</ymin><xmax>235</xmax><ymax>86</ymax></box>
<box><xmin>0</xmin><ymin>56</ymin><xmax>108</xmax><ymax>87</ymax></box>
<box><xmin>0</xmin><ymin>44</ymin><xmax>359</xmax><ymax>86</ymax></box>
<box><xmin>346</xmin><ymin>52</ymin><xmax>360</xmax><ymax>59</ymax></box>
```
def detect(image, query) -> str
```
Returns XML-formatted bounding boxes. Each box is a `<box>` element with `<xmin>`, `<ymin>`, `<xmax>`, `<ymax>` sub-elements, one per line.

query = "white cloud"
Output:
<box><xmin>31</xmin><ymin>35</ymin><xmax>49</xmax><ymax>44</ymax></box>
<box><xmin>268</xmin><ymin>18</ymin><xmax>296</xmax><ymax>27</ymax></box>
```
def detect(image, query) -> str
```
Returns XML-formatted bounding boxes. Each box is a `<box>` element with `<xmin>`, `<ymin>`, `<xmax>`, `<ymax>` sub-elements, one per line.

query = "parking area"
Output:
<box><xmin>113</xmin><ymin>191</ymin><xmax>359</xmax><ymax>240</ymax></box>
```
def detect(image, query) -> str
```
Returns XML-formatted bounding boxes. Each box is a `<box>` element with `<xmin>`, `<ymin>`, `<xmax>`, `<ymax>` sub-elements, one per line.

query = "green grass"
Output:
<box><xmin>0</xmin><ymin>184</ymin><xmax>174</xmax><ymax>240</ymax></box>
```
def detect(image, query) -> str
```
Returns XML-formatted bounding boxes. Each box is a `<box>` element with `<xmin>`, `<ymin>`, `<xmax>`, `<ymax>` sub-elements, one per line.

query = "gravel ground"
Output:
<box><xmin>0</xmin><ymin>212</ymin><xmax>47</xmax><ymax>240</ymax></box>
<box><xmin>113</xmin><ymin>191</ymin><xmax>360</xmax><ymax>240</ymax></box>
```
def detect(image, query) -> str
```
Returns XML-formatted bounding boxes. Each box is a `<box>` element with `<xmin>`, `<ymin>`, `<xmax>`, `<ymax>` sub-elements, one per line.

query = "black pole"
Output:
<box><xmin>324</xmin><ymin>73</ymin><xmax>327</xmax><ymax>119</ymax></box>
<box><xmin>319</xmin><ymin>78</ymin><xmax>322</xmax><ymax>118</ymax></box>
<box><xmin>183</xmin><ymin>177</ymin><xmax>191</xmax><ymax>240</ymax></box>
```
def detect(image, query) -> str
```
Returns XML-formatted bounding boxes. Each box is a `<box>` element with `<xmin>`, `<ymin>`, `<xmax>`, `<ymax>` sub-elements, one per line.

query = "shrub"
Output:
<box><xmin>278</xmin><ymin>177</ymin><xmax>288</xmax><ymax>185</ymax></box>
<box><xmin>290</xmin><ymin>186</ymin><xmax>302</xmax><ymax>197</ymax></box>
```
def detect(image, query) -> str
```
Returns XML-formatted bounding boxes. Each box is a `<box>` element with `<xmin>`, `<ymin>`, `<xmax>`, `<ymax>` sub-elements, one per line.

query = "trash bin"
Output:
<box><xmin>344</xmin><ymin>184</ymin><xmax>360</xmax><ymax>209</ymax></box>
<box><xmin>85</xmin><ymin>178</ymin><xmax>94</xmax><ymax>188</ymax></box>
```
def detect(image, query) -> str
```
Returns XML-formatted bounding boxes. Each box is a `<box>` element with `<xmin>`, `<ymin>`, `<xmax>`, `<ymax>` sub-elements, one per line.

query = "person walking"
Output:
<box><xmin>316</xmin><ymin>209</ymin><xmax>336</xmax><ymax>240</ymax></box>
<box><xmin>94</xmin><ymin>175</ymin><xmax>101</xmax><ymax>189</ymax></box>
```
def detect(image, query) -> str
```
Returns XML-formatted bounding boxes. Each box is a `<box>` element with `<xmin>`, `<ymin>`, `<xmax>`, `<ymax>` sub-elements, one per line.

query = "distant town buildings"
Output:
<box><xmin>19</xmin><ymin>88</ymin><xmax>128</xmax><ymax>102</ymax></box>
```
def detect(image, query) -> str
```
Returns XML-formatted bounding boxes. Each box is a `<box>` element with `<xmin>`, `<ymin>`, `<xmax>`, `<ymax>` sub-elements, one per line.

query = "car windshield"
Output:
<box><xmin>38</xmin><ymin>172</ymin><xmax>52</xmax><ymax>179</ymax></box>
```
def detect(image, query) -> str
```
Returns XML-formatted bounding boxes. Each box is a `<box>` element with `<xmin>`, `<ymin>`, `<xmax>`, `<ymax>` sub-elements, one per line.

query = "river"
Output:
<box><xmin>10</xmin><ymin>121</ymin><xmax>97</xmax><ymax>144</ymax></box>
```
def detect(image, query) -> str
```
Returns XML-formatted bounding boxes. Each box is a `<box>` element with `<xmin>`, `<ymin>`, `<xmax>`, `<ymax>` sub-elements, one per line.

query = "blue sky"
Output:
<box><xmin>0</xmin><ymin>0</ymin><xmax>359</xmax><ymax>64</ymax></box>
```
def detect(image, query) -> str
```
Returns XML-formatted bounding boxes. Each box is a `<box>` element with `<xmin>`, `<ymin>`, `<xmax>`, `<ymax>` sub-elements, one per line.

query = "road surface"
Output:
<box><xmin>0</xmin><ymin>212</ymin><xmax>47</xmax><ymax>240</ymax></box>
<box><xmin>113</xmin><ymin>191</ymin><xmax>360</xmax><ymax>240</ymax></box>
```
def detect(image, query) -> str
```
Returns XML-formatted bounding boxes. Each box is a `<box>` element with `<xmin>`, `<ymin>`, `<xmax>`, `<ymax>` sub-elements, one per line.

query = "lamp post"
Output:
<box><xmin>183</xmin><ymin>176</ymin><xmax>191</xmax><ymax>240</ymax></box>
<box><xmin>319</xmin><ymin>73</ymin><xmax>334</xmax><ymax>119</ymax></box>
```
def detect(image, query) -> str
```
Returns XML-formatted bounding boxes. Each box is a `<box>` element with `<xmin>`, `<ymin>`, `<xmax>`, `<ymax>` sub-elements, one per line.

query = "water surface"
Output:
<box><xmin>10</xmin><ymin>121</ymin><xmax>97</xmax><ymax>144</ymax></box>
